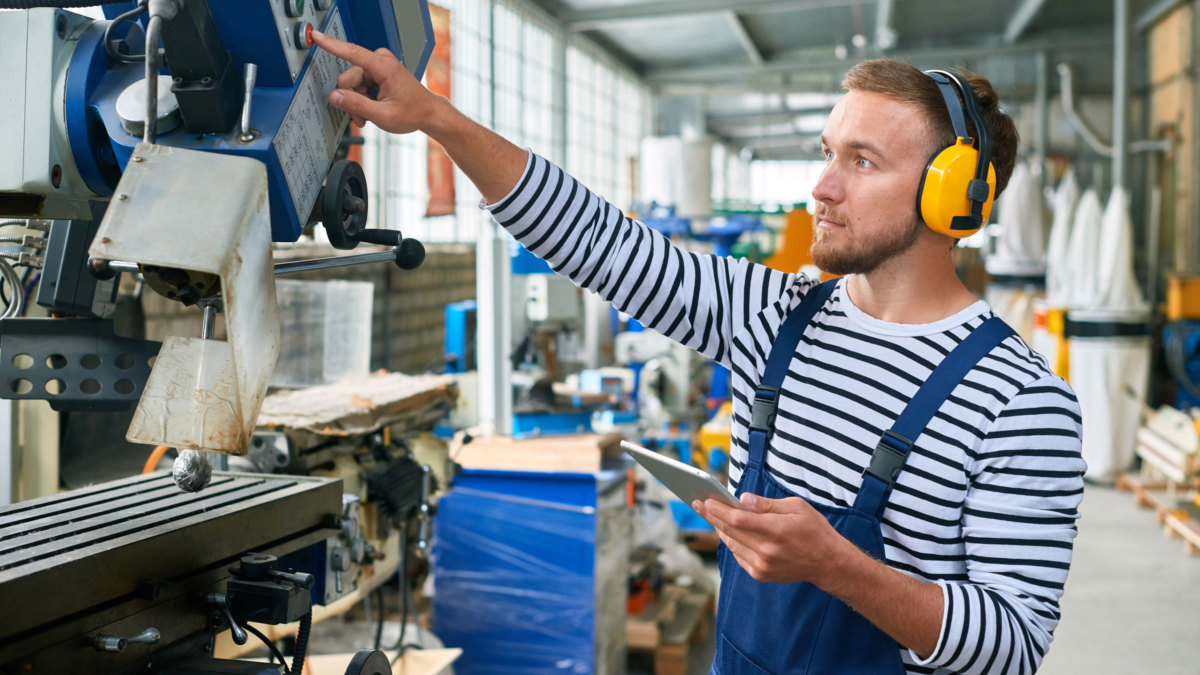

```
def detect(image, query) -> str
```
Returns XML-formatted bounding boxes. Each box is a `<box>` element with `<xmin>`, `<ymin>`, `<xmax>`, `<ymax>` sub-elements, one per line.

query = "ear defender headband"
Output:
<box><xmin>917</xmin><ymin>69</ymin><xmax>997</xmax><ymax>238</ymax></box>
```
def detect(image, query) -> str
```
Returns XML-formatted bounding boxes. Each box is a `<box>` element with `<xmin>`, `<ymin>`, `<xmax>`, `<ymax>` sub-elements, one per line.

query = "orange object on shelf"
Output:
<box><xmin>763</xmin><ymin>208</ymin><xmax>814</xmax><ymax>274</ymax></box>
<box><xmin>1167</xmin><ymin>276</ymin><xmax>1200</xmax><ymax>321</ymax></box>
<box><xmin>627</xmin><ymin>579</ymin><xmax>656</xmax><ymax>615</ymax></box>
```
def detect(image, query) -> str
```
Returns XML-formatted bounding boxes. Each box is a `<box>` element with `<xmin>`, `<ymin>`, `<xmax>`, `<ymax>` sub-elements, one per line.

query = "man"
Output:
<box><xmin>314</xmin><ymin>30</ymin><xmax>1084</xmax><ymax>675</ymax></box>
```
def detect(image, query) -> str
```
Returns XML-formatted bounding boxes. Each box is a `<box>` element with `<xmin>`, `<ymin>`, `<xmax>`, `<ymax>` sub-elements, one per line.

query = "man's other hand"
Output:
<box><xmin>693</xmin><ymin>492</ymin><xmax>851</xmax><ymax>586</ymax></box>
<box><xmin>311</xmin><ymin>30</ymin><xmax>444</xmax><ymax>134</ymax></box>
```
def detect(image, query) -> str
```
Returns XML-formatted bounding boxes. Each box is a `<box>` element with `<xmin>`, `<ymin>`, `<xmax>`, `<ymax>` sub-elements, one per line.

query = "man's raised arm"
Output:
<box><xmin>312</xmin><ymin>30</ymin><xmax>526</xmax><ymax>204</ymax></box>
<box><xmin>310</xmin><ymin>31</ymin><xmax>799</xmax><ymax>372</ymax></box>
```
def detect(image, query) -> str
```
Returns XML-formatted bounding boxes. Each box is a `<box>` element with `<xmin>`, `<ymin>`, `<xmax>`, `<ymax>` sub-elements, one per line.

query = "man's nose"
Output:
<box><xmin>811</xmin><ymin>165</ymin><xmax>843</xmax><ymax>204</ymax></box>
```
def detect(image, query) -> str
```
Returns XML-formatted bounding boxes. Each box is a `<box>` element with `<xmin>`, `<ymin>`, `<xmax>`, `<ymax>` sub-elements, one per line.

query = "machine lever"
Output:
<box><xmin>269</xmin><ymin>569</ymin><xmax>315</xmax><ymax>589</ymax></box>
<box><xmin>272</xmin><ymin>239</ymin><xmax>425</xmax><ymax>275</ymax></box>
<box><xmin>91</xmin><ymin>236</ymin><xmax>426</xmax><ymax>283</ymax></box>
<box><xmin>92</xmin><ymin>627</ymin><xmax>161</xmax><ymax>653</ymax></box>
<box><xmin>205</xmin><ymin>592</ymin><xmax>248</xmax><ymax>645</ymax></box>
<box><xmin>239</xmin><ymin>63</ymin><xmax>258</xmax><ymax>142</ymax></box>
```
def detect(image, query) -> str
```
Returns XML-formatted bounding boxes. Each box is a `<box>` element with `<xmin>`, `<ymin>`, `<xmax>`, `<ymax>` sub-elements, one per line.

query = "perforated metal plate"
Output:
<box><xmin>0</xmin><ymin>317</ymin><xmax>159</xmax><ymax>411</ymax></box>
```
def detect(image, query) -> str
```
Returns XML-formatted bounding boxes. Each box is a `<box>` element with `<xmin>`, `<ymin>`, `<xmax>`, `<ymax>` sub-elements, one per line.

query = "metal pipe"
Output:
<box><xmin>1146</xmin><ymin>153</ymin><xmax>1162</xmax><ymax>306</ymax></box>
<box><xmin>201</xmin><ymin>303</ymin><xmax>217</xmax><ymax>339</ymax></box>
<box><xmin>143</xmin><ymin>14</ymin><xmax>163</xmax><ymax>144</ymax></box>
<box><xmin>1004</xmin><ymin>0</ymin><xmax>1047</xmax><ymax>44</ymax></box>
<box><xmin>1057</xmin><ymin>63</ymin><xmax>1114</xmax><ymax>158</ymax></box>
<box><xmin>1130</xmin><ymin>138</ymin><xmax>1174</xmax><ymax>153</ymax></box>
<box><xmin>1034</xmin><ymin>51</ymin><xmax>1048</xmax><ymax>194</ymax></box>
<box><xmin>875</xmin><ymin>0</ymin><xmax>895</xmax><ymax>50</ymax></box>
<box><xmin>100</xmin><ymin>247</ymin><xmax>403</xmax><ymax>279</ymax></box>
<box><xmin>106</xmin><ymin>260</ymin><xmax>140</xmax><ymax>274</ymax></box>
<box><xmin>475</xmin><ymin>1</ymin><xmax>513</xmax><ymax>436</ymax></box>
<box><xmin>1135</xmin><ymin>0</ymin><xmax>1186</xmax><ymax>32</ymax></box>
<box><xmin>1113</xmin><ymin>0</ymin><xmax>1129</xmax><ymax>192</ymax></box>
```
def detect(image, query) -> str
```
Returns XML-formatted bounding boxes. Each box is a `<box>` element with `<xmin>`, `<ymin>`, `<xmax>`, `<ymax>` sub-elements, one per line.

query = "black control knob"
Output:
<box><xmin>395</xmin><ymin>238</ymin><xmax>425</xmax><ymax>270</ymax></box>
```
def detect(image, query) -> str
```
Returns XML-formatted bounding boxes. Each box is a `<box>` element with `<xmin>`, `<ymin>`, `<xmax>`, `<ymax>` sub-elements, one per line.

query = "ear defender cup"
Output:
<box><xmin>918</xmin><ymin>139</ymin><xmax>997</xmax><ymax>238</ymax></box>
<box><xmin>917</xmin><ymin>70</ymin><xmax>998</xmax><ymax>239</ymax></box>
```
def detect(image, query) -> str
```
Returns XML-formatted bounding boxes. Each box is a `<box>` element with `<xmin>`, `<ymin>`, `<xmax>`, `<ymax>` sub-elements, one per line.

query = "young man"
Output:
<box><xmin>314</xmin><ymin>31</ymin><xmax>1084</xmax><ymax>675</ymax></box>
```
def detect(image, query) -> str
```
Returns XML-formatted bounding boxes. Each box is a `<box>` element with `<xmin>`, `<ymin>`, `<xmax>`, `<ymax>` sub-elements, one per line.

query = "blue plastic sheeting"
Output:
<box><xmin>432</xmin><ymin>470</ymin><xmax>628</xmax><ymax>674</ymax></box>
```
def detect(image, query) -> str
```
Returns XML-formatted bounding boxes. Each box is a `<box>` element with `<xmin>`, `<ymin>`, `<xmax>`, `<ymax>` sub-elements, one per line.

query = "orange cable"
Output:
<box><xmin>142</xmin><ymin>445</ymin><xmax>171</xmax><ymax>474</ymax></box>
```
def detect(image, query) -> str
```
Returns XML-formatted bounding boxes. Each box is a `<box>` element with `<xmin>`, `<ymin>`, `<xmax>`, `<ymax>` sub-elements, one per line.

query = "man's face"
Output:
<box><xmin>810</xmin><ymin>90</ymin><xmax>937</xmax><ymax>276</ymax></box>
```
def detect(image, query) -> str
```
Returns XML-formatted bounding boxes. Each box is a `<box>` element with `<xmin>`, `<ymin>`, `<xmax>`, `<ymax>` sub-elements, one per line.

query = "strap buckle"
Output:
<box><xmin>865</xmin><ymin>429</ymin><xmax>913</xmax><ymax>486</ymax></box>
<box><xmin>749</xmin><ymin>386</ymin><xmax>780</xmax><ymax>433</ymax></box>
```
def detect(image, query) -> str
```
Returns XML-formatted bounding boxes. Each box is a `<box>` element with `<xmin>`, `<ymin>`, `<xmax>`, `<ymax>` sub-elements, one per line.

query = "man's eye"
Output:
<box><xmin>822</xmin><ymin>150</ymin><xmax>833</xmax><ymax>162</ymax></box>
<box><xmin>857</xmin><ymin>157</ymin><xmax>873</xmax><ymax>168</ymax></box>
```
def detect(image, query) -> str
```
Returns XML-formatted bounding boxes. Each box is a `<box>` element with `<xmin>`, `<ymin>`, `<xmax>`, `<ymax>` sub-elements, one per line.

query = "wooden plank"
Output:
<box><xmin>454</xmin><ymin>433</ymin><xmax>623</xmax><ymax>473</ymax></box>
<box><xmin>627</xmin><ymin>588</ymin><xmax>714</xmax><ymax>674</ymax></box>
<box><xmin>626</xmin><ymin>586</ymin><xmax>688</xmax><ymax>652</ymax></box>
<box><xmin>1150</xmin><ymin>3</ymin><xmax>1189</xmax><ymax>86</ymax></box>
<box><xmin>654</xmin><ymin>642</ymin><xmax>689</xmax><ymax>675</ymax></box>
<box><xmin>626</xmin><ymin>620</ymin><xmax>660</xmax><ymax>651</ymax></box>
<box><xmin>1120</xmin><ymin>473</ymin><xmax>1200</xmax><ymax>556</ymax></box>
<box><xmin>1164</xmin><ymin>510</ymin><xmax>1200</xmax><ymax>556</ymax></box>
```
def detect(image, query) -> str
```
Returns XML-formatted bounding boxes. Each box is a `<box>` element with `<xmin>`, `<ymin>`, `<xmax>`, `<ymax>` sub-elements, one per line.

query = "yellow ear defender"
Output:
<box><xmin>917</xmin><ymin>70</ymin><xmax>997</xmax><ymax>238</ymax></box>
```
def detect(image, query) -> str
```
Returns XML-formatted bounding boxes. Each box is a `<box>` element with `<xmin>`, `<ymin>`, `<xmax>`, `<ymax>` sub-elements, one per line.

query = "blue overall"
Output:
<box><xmin>712</xmin><ymin>280</ymin><xmax>1015</xmax><ymax>675</ymax></box>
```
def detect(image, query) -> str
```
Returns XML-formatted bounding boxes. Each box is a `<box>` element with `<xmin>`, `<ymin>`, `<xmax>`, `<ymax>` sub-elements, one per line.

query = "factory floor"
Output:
<box><xmin>640</xmin><ymin>483</ymin><xmax>1200</xmax><ymax>675</ymax></box>
<box><xmin>1040</xmin><ymin>483</ymin><xmax>1200</xmax><ymax>674</ymax></box>
<box><xmin>301</xmin><ymin>483</ymin><xmax>1200</xmax><ymax>674</ymax></box>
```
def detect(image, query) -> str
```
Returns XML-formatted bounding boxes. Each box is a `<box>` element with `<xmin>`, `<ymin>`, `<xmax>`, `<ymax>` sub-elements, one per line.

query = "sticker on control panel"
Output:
<box><xmin>274</xmin><ymin>7</ymin><xmax>350</xmax><ymax>226</ymax></box>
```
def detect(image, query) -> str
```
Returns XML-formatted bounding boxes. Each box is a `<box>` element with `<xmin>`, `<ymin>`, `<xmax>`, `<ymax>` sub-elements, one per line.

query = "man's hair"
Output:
<box><xmin>842</xmin><ymin>59</ymin><xmax>1019</xmax><ymax>196</ymax></box>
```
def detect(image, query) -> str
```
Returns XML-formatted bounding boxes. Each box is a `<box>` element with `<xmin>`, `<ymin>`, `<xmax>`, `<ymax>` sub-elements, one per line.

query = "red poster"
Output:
<box><xmin>425</xmin><ymin>4</ymin><xmax>455</xmax><ymax>217</ymax></box>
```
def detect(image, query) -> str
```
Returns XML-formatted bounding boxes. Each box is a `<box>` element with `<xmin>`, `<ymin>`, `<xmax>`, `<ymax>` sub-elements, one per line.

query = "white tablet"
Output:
<box><xmin>621</xmin><ymin>440</ymin><xmax>745</xmax><ymax>511</ymax></box>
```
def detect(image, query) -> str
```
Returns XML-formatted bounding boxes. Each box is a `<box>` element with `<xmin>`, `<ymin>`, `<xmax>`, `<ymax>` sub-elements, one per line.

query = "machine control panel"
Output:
<box><xmin>274</xmin><ymin>7</ymin><xmax>349</xmax><ymax>231</ymax></box>
<box><xmin>270</xmin><ymin>0</ymin><xmax>333</xmax><ymax>79</ymax></box>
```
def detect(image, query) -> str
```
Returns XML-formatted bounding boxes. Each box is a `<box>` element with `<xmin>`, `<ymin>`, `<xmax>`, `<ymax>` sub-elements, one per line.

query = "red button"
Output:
<box><xmin>305</xmin><ymin>23</ymin><xmax>314</xmax><ymax>47</ymax></box>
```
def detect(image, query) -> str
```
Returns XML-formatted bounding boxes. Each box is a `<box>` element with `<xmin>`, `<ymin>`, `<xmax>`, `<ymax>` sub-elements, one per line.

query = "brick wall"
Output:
<box><xmin>140</xmin><ymin>243</ymin><xmax>476</xmax><ymax>376</ymax></box>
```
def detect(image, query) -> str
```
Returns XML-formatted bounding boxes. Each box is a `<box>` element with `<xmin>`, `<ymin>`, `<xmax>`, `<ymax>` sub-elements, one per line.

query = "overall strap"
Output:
<box><xmin>745</xmin><ymin>279</ymin><xmax>838</xmax><ymax>473</ymax></box>
<box><xmin>854</xmin><ymin>316</ymin><xmax>1016</xmax><ymax>516</ymax></box>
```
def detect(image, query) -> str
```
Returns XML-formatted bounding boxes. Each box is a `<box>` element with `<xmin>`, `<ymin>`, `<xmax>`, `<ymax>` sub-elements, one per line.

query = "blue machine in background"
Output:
<box><xmin>1165</xmin><ymin>320</ymin><xmax>1200</xmax><ymax>409</ymax></box>
<box><xmin>444</xmin><ymin>299</ymin><xmax>477</xmax><ymax>373</ymax></box>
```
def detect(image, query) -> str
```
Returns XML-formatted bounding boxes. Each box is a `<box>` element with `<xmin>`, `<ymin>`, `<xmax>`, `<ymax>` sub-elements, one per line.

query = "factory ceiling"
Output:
<box><xmin>530</xmin><ymin>0</ymin><xmax>1169</xmax><ymax>159</ymax></box>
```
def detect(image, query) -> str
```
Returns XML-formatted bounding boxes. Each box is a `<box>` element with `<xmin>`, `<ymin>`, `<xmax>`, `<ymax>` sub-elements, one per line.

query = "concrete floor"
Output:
<box><xmin>1040</xmin><ymin>483</ymin><xmax>1200</xmax><ymax>674</ymax></box>
<box><xmin>307</xmin><ymin>483</ymin><xmax>1200</xmax><ymax>674</ymax></box>
<box><xmin>667</xmin><ymin>483</ymin><xmax>1200</xmax><ymax>675</ymax></box>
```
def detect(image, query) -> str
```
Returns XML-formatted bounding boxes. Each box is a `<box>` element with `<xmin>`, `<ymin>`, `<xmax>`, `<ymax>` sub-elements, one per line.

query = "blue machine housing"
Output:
<box><xmin>64</xmin><ymin>0</ymin><xmax>435</xmax><ymax>243</ymax></box>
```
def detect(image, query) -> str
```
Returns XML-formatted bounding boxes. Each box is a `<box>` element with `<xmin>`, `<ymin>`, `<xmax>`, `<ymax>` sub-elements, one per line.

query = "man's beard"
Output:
<box><xmin>810</xmin><ymin>208</ymin><xmax>923</xmax><ymax>276</ymax></box>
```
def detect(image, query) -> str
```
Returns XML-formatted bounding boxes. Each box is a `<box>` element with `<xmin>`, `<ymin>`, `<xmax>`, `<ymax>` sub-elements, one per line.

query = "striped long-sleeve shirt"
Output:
<box><xmin>484</xmin><ymin>152</ymin><xmax>1085</xmax><ymax>675</ymax></box>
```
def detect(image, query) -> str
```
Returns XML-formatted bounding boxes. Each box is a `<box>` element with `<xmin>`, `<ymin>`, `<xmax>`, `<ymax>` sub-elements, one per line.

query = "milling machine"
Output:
<box><xmin>0</xmin><ymin>2</ymin><xmax>439</xmax><ymax>672</ymax></box>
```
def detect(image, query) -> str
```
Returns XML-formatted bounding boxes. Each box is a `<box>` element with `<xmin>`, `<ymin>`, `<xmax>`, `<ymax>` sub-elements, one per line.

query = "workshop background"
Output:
<box><xmin>3</xmin><ymin>0</ymin><xmax>1200</xmax><ymax>674</ymax></box>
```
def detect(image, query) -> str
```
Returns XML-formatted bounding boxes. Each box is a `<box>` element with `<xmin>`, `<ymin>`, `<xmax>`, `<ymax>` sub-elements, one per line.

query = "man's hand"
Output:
<box><xmin>697</xmin><ymin>491</ymin><xmax>944</xmax><ymax>658</ymax></box>
<box><xmin>694</xmin><ymin>493</ymin><xmax>850</xmax><ymax>585</ymax></box>
<box><xmin>311</xmin><ymin>30</ymin><xmax>445</xmax><ymax>134</ymax></box>
<box><xmin>310</xmin><ymin>30</ymin><xmax>528</xmax><ymax>203</ymax></box>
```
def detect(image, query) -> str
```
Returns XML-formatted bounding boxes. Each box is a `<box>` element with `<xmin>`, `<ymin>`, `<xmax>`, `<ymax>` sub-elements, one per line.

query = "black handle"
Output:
<box><xmin>394</xmin><ymin>238</ymin><xmax>425</xmax><ymax>271</ymax></box>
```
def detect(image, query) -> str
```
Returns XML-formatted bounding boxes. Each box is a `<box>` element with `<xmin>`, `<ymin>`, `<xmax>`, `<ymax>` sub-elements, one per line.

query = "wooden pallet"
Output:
<box><xmin>627</xmin><ymin>587</ymin><xmax>715</xmax><ymax>675</ymax></box>
<box><xmin>1116</xmin><ymin>474</ymin><xmax>1200</xmax><ymax>555</ymax></box>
